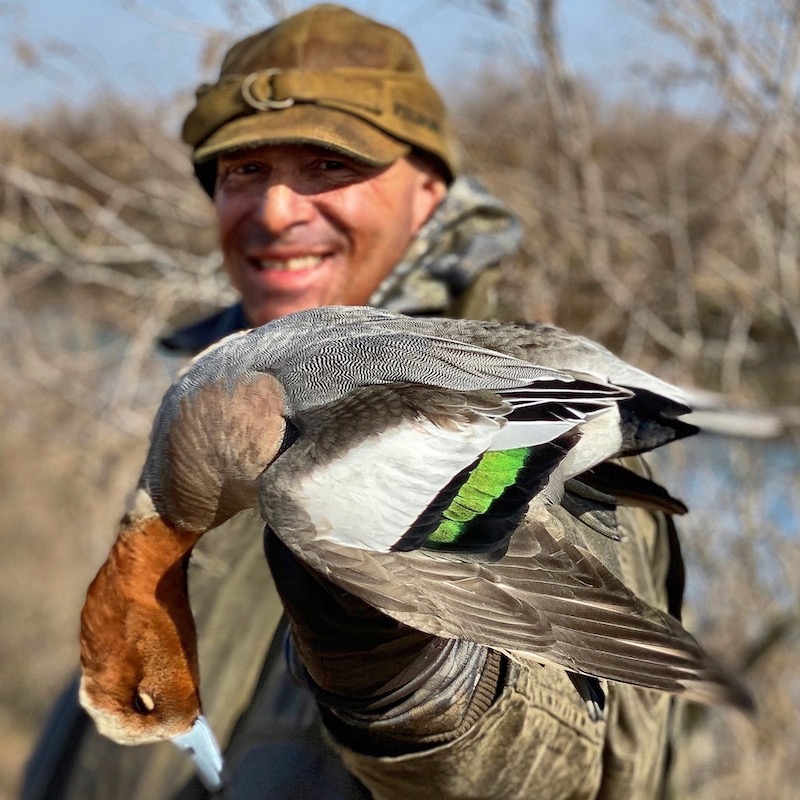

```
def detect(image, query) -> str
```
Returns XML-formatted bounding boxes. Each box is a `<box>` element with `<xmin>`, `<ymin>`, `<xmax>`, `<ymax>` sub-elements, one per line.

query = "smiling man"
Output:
<box><xmin>212</xmin><ymin>144</ymin><xmax>446</xmax><ymax>322</ymax></box>
<box><xmin>23</xmin><ymin>5</ymin><xmax>683</xmax><ymax>800</ymax></box>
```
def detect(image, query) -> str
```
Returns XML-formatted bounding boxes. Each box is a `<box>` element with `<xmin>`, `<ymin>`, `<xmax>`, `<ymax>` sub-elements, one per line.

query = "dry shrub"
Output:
<box><xmin>1</xmin><ymin>2</ymin><xmax>799</xmax><ymax>799</ymax></box>
<box><xmin>0</xmin><ymin>101</ymin><xmax>230</xmax><ymax>799</ymax></box>
<box><xmin>454</xmin><ymin>0</ymin><xmax>800</xmax><ymax>405</ymax></box>
<box><xmin>647</xmin><ymin>437</ymin><xmax>800</xmax><ymax>798</ymax></box>
<box><xmin>457</xmin><ymin>79</ymin><xmax>800</xmax><ymax>399</ymax></box>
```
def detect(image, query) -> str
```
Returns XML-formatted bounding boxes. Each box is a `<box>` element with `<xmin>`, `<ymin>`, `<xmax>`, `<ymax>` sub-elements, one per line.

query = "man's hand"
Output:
<box><xmin>263</xmin><ymin>528</ymin><xmax>502</xmax><ymax>755</ymax></box>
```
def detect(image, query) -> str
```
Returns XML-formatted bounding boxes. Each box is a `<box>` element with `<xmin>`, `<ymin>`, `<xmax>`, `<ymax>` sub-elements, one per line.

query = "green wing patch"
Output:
<box><xmin>426</xmin><ymin>448</ymin><xmax>530</xmax><ymax>545</ymax></box>
<box><xmin>391</xmin><ymin>433</ymin><xmax>577</xmax><ymax>560</ymax></box>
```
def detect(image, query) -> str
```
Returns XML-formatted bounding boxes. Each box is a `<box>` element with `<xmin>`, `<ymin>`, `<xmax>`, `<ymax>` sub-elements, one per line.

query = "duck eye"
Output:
<box><xmin>277</xmin><ymin>419</ymin><xmax>300</xmax><ymax>457</ymax></box>
<box><xmin>133</xmin><ymin>690</ymin><xmax>156</xmax><ymax>715</ymax></box>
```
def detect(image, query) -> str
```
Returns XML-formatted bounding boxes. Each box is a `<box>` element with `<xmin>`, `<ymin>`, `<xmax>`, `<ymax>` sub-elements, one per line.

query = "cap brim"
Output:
<box><xmin>193</xmin><ymin>104</ymin><xmax>410</xmax><ymax>166</ymax></box>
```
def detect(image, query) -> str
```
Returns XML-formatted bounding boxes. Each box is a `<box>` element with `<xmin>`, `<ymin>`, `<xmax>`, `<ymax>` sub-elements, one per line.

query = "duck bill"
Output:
<box><xmin>171</xmin><ymin>715</ymin><xmax>225</xmax><ymax>791</ymax></box>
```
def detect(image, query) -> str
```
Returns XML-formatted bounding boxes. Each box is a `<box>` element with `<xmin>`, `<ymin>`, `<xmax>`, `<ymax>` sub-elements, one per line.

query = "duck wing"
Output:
<box><xmin>268</xmin><ymin>511</ymin><xmax>751</xmax><ymax>711</ymax></box>
<box><xmin>257</xmin><ymin>376</ymin><xmax>750</xmax><ymax>709</ymax></box>
<box><xmin>262</xmin><ymin>378</ymin><xmax>628</xmax><ymax>560</ymax></box>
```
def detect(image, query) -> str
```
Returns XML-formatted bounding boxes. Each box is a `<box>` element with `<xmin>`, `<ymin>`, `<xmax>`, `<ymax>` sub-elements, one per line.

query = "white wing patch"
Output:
<box><xmin>281</xmin><ymin>378</ymin><xmax>632</xmax><ymax>553</ymax></box>
<box><xmin>291</xmin><ymin>413</ymin><xmax>502</xmax><ymax>552</ymax></box>
<box><xmin>488</xmin><ymin>419</ymin><xmax>580</xmax><ymax>451</ymax></box>
<box><xmin>558</xmin><ymin>407</ymin><xmax>623</xmax><ymax>477</ymax></box>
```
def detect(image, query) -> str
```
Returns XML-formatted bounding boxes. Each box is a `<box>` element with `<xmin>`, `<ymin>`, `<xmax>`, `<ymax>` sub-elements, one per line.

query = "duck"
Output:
<box><xmin>79</xmin><ymin>305</ymin><xmax>752</xmax><ymax>790</ymax></box>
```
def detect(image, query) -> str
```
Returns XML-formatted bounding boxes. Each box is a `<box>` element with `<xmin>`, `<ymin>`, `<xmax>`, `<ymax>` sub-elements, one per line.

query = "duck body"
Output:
<box><xmin>146</xmin><ymin>306</ymin><xmax>694</xmax><ymax>539</ymax></box>
<box><xmin>79</xmin><ymin>306</ymin><xmax>751</xmax><ymax>786</ymax></box>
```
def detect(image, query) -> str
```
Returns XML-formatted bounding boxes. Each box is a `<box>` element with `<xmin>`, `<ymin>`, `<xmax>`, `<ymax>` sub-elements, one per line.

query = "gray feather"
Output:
<box><xmin>138</xmin><ymin>306</ymin><xmax>750</xmax><ymax>710</ymax></box>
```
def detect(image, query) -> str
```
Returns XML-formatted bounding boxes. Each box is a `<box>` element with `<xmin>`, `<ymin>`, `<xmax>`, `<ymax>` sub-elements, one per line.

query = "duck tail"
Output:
<box><xmin>617</xmin><ymin>387</ymin><xmax>699</xmax><ymax>456</ymax></box>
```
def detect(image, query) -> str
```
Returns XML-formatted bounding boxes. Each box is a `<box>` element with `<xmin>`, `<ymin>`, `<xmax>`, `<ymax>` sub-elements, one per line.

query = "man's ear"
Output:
<box><xmin>410</xmin><ymin>161</ymin><xmax>448</xmax><ymax>231</ymax></box>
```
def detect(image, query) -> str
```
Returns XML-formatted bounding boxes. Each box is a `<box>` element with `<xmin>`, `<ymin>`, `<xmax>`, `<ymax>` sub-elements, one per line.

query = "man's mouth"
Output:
<box><xmin>252</xmin><ymin>255</ymin><xmax>325</xmax><ymax>272</ymax></box>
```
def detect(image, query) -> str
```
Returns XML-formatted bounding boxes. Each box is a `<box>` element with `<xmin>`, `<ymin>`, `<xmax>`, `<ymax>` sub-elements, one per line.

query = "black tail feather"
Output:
<box><xmin>575</xmin><ymin>461</ymin><xmax>688</xmax><ymax>516</ymax></box>
<box><xmin>617</xmin><ymin>387</ymin><xmax>698</xmax><ymax>455</ymax></box>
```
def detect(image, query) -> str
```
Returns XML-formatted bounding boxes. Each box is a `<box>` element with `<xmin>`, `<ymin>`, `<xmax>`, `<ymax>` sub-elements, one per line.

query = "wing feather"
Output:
<box><xmin>280</xmin><ymin>517</ymin><xmax>751</xmax><ymax>710</ymax></box>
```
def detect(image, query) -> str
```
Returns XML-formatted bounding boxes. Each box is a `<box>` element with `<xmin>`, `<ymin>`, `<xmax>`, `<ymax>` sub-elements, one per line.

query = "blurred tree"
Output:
<box><xmin>1</xmin><ymin>2</ymin><xmax>799</xmax><ymax>799</ymax></box>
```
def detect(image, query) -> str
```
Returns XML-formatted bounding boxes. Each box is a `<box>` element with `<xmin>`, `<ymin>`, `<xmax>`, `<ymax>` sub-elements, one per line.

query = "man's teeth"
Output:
<box><xmin>254</xmin><ymin>256</ymin><xmax>323</xmax><ymax>272</ymax></box>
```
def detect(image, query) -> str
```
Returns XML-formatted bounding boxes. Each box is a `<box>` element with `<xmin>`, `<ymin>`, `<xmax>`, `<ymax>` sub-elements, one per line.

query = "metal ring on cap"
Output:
<box><xmin>241</xmin><ymin>69</ymin><xmax>295</xmax><ymax>110</ymax></box>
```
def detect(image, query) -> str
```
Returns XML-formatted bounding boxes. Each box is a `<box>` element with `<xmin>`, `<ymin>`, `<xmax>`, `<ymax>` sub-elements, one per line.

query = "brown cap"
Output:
<box><xmin>182</xmin><ymin>4</ymin><xmax>455</xmax><ymax>189</ymax></box>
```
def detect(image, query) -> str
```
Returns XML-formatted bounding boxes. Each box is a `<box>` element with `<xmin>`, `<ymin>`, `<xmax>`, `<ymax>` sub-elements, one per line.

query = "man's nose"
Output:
<box><xmin>257</xmin><ymin>181</ymin><xmax>313</xmax><ymax>234</ymax></box>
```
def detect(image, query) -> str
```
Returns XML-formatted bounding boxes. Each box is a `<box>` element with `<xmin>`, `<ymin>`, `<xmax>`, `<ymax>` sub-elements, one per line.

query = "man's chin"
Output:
<box><xmin>237</xmin><ymin>260</ymin><xmax>343</xmax><ymax>325</ymax></box>
<box><xmin>244</xmin><ymin>297</ymin><xmax>331</xmax><ymax>327</ymax></box>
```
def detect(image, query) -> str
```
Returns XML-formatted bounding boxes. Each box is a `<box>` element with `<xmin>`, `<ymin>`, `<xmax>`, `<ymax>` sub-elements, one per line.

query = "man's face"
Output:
<box><xmin>214</xmin><ymin>143</ymin><xmax>447</xmax><ymax>325</ymax></box>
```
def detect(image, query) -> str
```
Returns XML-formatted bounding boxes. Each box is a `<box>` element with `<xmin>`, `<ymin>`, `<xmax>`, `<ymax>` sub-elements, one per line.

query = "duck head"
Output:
<box><xmin>78</xmin><ymin>370</ymin><xmax>288</xmax><ymax>787</ymax></box>
<box><xmin>79</xmin><ymin>510</ymin><xmax>225</xmax><ymax>789</ymax></box>
<box><xmin>79</xmin><ymin>512</ymin><xmax>201</xmax><ymax>745</ymax></box>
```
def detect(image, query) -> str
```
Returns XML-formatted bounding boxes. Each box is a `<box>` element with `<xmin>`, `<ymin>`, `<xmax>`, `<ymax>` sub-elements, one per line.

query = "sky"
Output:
<box><xmin>0</xmin><ymin>0</ymin><xmax>687</xmax><ymax>130</ymax></box>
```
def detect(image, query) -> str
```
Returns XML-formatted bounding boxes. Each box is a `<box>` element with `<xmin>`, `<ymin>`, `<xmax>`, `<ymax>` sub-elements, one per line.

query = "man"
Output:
<box><xmin>23</xmin><ymin>5</ymin><xmax>680</xmax><ymax>799</ymax></box>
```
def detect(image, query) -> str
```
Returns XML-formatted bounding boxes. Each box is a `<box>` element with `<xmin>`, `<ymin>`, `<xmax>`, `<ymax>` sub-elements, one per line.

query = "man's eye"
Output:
<box><xmin>218</xmin><ymin>161</ymin><xmax>262</xmax><ymax>180</ymax></box>
<box><xmin>318</xmin><ymin>159</ymin><xmax>348</xmax><ymax>171</ymax></box>
<box><xmin>232</xmin><ymin>162</ymin><xmax>262</xmax><ymax>174</ymax></box>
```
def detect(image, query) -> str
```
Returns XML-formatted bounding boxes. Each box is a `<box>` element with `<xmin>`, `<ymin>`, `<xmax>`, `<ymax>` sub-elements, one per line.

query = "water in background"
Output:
<box><xmin>652</xmin><ymin>433</ymin><xmax>799</xmax><ymax>614</ymax></box>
